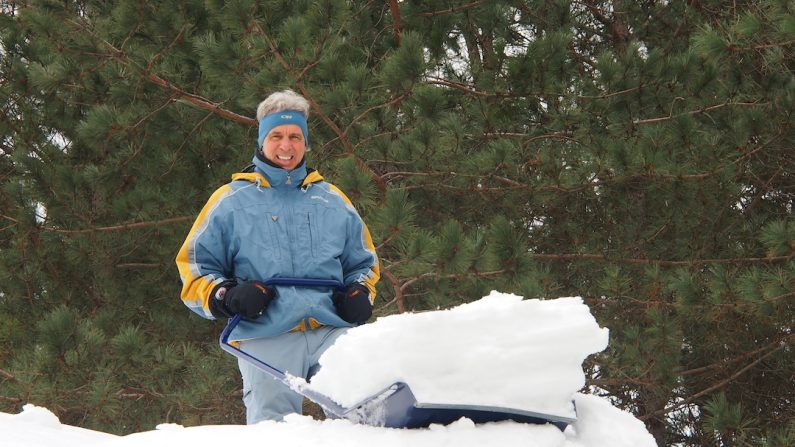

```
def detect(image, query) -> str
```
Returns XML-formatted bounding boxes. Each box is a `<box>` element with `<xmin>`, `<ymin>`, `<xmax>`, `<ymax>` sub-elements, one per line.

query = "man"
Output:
<box><xmin>176</xmin><ymin>89</ymin><xmax>380</xmax><ymax>424</ymax></box>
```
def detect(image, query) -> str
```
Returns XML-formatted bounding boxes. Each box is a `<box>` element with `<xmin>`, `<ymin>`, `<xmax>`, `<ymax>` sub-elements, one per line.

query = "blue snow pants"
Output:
<box><xmin>237</xmin><ymin>326</ymin><xmax>349</xmax><ymax>424</ymax></box>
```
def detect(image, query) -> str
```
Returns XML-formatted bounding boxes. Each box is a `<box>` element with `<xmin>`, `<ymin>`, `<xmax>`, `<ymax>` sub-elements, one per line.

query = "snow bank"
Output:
<box><xmin>0</xmin><ymin>404</ymin><xmax>118</xmax><ymax>447</ymax></box>
<box><xmin>310</xmin><ymin>292</ymin><xmax>609</xmax><ymax>417</ymax></box>
<box><xmin>1</xmin><ymin>394</ymin><xmax>657</xmax><ymax>447</ymax></box>
<box><xmin>0</xmin><ymin>291</ymin><xmax>658</xmax><ymax>447</ymax></box>
<box><xmin>110</xmin><ymin>415</ymin><xmax>568</xmax><ymax>447</ymax></box>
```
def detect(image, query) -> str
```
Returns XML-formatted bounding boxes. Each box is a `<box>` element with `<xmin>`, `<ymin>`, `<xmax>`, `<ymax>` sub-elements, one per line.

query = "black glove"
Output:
<box><xmin>209</xmin><ymin>280</ymin><xmax>276</xmax><ymax>319</ymax></box>
<box><xmin>333</xmin><ymin>282</ymin><xmax>373</xmax><ymax>324</ymax></box>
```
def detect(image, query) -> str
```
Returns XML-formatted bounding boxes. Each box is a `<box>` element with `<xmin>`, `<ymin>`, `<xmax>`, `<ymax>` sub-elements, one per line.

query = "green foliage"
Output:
<box><xmin>1</xmin><ymin>1</ymin><xmax>794</xmax><ymax>444</ymax></box>
<box><xmin>380</xmin><ymin>31</ymin><xmax>424</xmax><ymax>92</ymax></box>
<box><xmin>760</xmin><ymin>220</ymin><xmax>795</xmax><ymax>256</ymax></box>
<box><xmin>703</xmin><ymin>392</ymin><xmax>758</xmax><ymax>445</ymax></box>
<box><xmin>332</xmin><ymin>156</ymin><xmax>377</xmax><ymax>209</ymax></box>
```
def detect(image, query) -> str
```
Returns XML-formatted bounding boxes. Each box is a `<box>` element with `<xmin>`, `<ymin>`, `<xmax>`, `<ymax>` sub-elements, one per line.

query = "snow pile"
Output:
<box><xmin>2</xmin><ymin>396</ymin><xmax>657</xmax><ymax>447</ymax></box>
<box><xmin>1</xmin><ymin>404</ymin><xmax>118</xmax><ymax>447</ymax></box>
<box><xmin>311</xmin><ymin>292</ymin><xmax>609</xmax><ymax>417</ymax></box>
<box><xmin>0</xmin><ymin>292</ymin><xmax>658</xmax><ymax>447</ymax></box>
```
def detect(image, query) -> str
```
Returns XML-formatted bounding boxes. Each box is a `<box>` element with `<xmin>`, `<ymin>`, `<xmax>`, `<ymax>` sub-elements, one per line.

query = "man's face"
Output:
<box><xmin>261</xmin><ymin>124</ymin><xmax>306</xmax><ymax>170</ymax></box>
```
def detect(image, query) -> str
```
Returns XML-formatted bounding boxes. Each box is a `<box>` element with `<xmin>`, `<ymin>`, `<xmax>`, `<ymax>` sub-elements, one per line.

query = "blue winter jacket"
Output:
<box><xmin>176</xmin><ymin>155</ymin><xmax>380</xmax><ymax>342</ymax></box>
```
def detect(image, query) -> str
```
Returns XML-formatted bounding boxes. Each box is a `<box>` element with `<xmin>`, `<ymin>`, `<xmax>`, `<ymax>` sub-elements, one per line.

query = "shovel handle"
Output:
<box><xmin>220</xmin><ymin>277</ymin><xmax>345</xmax><ymax>344</ymax></box>
<box><xmin>218</xmin><ymin>277</ymin><xmax>349</xmax><ymax>416</ymax></box>
<box><xmin>259</xmin><ymin>277</ymin><xmax>345</xmax><ymax>289</ymax></box>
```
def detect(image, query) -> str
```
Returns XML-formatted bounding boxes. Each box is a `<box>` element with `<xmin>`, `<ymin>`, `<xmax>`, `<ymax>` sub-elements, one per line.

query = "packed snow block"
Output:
<box><xmin>309</xmin><ymin>292</ymin><xmax>609</xmax><ymax>419</ymax></box>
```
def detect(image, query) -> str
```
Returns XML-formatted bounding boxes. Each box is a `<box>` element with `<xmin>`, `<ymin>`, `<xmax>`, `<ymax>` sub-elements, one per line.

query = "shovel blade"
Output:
<box><xmin>337</xmin><ymin>381</ymin><xmax>575</xmax><ymax>430</ymax></box>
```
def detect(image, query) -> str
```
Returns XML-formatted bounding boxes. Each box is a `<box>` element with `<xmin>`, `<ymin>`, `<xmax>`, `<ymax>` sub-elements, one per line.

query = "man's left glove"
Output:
<box><xmin>209</xmin><ymin>280</ymin><xmax>276</xmax><ymax>320</ymax></box>
<box><xmin>333</xmin><ymin>282</ymin><xmax>373</xmax><ymax>324</ymax></box>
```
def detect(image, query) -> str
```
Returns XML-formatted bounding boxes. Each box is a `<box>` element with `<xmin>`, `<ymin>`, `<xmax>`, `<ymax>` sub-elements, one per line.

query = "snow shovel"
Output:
<box><xmin>219</xmin><ymin>277</ymin><xmax>576</xmax><ymax>430</ymax></box>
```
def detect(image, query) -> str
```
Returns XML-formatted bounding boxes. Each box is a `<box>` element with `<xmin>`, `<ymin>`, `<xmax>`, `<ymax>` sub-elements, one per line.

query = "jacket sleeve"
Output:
<box><xmin>175</xmin><ymin>185</ymin><xmax>236</xmax><ymax>319</ymax></box>
<box><xmin>328</xmin><ymin>185</ymin><xmax>380</xmax><ymax>302</ymax></box>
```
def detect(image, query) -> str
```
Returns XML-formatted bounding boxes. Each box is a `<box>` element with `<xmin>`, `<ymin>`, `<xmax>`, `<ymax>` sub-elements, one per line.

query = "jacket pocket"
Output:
<box><xmin>297</xmin><ymin>211</ymin><xmax>321</xmax><ymax>260</ymax></box>
<box><xmin>302</xmin><ymin>204</ymin><xmax>346</xmax><ymax>261</ymax></box>
<box><xmin>306</xmin><ymin>213</ymin><xmax>318</xmax><ymax>258</ymax></box>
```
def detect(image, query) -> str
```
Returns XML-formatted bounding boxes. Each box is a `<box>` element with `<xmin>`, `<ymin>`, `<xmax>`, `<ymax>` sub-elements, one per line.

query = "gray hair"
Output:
<box><xmin>256</xmin><ymin>89</ymin><xmax>311</xmax><ymax>120</ymax></box>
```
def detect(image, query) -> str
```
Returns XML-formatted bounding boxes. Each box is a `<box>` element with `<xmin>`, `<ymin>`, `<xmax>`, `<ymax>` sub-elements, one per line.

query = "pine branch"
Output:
<box><xmin>577</xmin><ymin>86</ymin><xmax>642</xmax><ymax>99</ymax></box>
<box><xmin>730</xmin><ymin>39</ymin><xmax>795</xmax><ymax>51</ymax></box>
<box><xmin>424</xmin><ymin>77</ymin><xmax>493</xmax><ymax>97</ymax></box>
<box><xmin>116</xmin><ymin>263</ymin><xmax>163</xmax><ymax>269</ymax></box>
<box><xmin>631</xmin><ymin>101</ymin><xmax>769</xmax><ymax>126</ymax></box>
<box><xmin>0</xmin><ymin>215</ymin><xmax>192</xmax><ymax>235</ymax></box>
<box><xmin>424</xmin><ymin>77</ymin><xmax>543</xmax><ymax>99</ymax></box>
<box><xmin>741</xmin><ymin>168</ymin><xmax>783</xmax><ymax>214</ymax></box>
<box><xmin>128</xmin><ymin>95</ymin><xmax>179</xmax><ymax>132</ymax></box>
<box><xmin>764</xmin><ymin>290</ymin><xmax>795</xmax><ymax>303</ymax></box>
<box><xmin>680</xmin><ymin>334</ymin><xmax>793</xmax><ymax>377</ymax></box>
<box><xmin>420</xmin><ymin>0</ymin><xmax>489</xmax><ymax>17</ymax></box>
<box><xmin>399</xmin><ymin>269</ymin><xmax>506</xmax><ymax>292</ymax></box>
<box><xmin>323</xmin><ymin>92</ymin><xmax>411</xmax><ymax>154</ymax></box>
<box><xmin>63</xmin><ymin>18</ymin><xmax>256</xmax><ymax>127</ymax></box>
<box><xmin>638</xmin><ymin>334</ymin><xmax>793</xmax><ymax>421</ymax></box>
<box><xmin>0</xmin><ymin>104</ymin><xmax>24</xmax><ymax>136</ymax></box>
<box><xmin>528</xmin><ymin>252</ymin><xmax>794</xmax><ymax>266</ymax></box>
<box><xmin>158</xmin><ymin>111</ymin><xmax>217</xmax><ymax>181</ymax></box>
<box><xmin>581</xmin><ymin>0</ymin><xmax>630</xmax><ymax>49</ymax></box>
<box><xmin>27</xmin><ymin>231</ymin><xmax>61</xmax><ymax>287</ymax></box>
<box><xmin>342</xmin><ymin>93</ymin><xmax>410</xmax><ymax>140</ymax></box>
<box><xmin>51</xmin><ymin>216</ymin><xmax>191</xmax><ymax>234</ymax></box>
<box><xmin>381</xmin><ymin>170</ymin><xmax>445</xmax><ymax>180</ymax></box>
<box><xmin>387</xmin><ymin>0</ymin><xmax>402</xmax><ymax>44</ymax></box>
<box><xmin>115</xmin><ymin>386</ymin><xmax>164</xmax><ymax>401</ymax></box>
<box><xmin>140</xmin><ymin>70</ymin><xmax>255</xmax><ymax>126</ymax></box>
<box><xmin>375</xmin><ymin>227</ymin><xmax>402</xmax><ymax>251</ymax></box>
<box><xmin>381</xmin><ymin>269</ymin><xmax>406</xmax><ymax>313</ymax></box>
<box><xmin>145</xmin><ymin>24</ymin><xmax>188</xmax><ymax>72</ymax></box>
<box><xmin>0</xmin><ymin>368</ymin><xmax>15</xmax><ymax>381</ymax></box>
<box><xmin>386</xmin><ymin>168</ymin><xmax>730</xmax><ymax>193</ymax></box>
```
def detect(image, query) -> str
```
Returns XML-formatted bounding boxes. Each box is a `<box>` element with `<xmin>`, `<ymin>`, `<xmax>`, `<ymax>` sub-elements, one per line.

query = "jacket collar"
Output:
<box><xmin>252</xmin><ymin>153</ymin><xmax>307</xmax><ymax>188</ymax></box>
<box><xmin>230</xmin><ymin>152</ymin><xmax>324</xmax><ymax>188</ymax></box>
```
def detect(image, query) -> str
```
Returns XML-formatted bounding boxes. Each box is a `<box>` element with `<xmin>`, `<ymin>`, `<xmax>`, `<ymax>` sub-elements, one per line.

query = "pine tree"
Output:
<box><xmin>1</xmin><ymin>1</ymin><xmax>793</xmax><ymax>445</ymax></box>
<box><xmin>0</xmin><ymin>0</ymin><xmax>247</xmax><ymax>432</ymax></box>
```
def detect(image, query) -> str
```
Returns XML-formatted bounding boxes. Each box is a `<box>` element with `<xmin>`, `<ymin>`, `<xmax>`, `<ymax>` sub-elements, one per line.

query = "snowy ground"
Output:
<box><xmin>1</xmin><ymin>291</ymin><xmax>658</xmax><ymax>447</ymax></box>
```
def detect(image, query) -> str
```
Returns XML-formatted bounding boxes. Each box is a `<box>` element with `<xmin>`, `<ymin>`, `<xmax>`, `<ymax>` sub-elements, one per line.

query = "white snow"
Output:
<box><xmin>310</xmin><ymin>292</ymin><xmax>609</xmax><ymax>418</ymax></box>
<box><xmin>0</xmin><ymin>404</ymin><xmax>119</xmax><ymax>446</ymax></box>
<box><xmin>0</xmin><ymin>292</ymin><xmax>657</xmax><ymax>447</ymax></box>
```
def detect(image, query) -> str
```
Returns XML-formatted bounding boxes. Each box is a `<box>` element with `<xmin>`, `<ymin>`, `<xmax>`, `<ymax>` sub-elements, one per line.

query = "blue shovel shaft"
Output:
<box><xmin>218</xmin><ymin>277</ymin><xmax>350</xmax><ymax>417</ymax></box>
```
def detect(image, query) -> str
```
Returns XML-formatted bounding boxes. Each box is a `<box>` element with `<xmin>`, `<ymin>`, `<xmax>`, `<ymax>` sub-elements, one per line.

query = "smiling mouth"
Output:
<box><xmin>277</xmin><ymin>155</ymin><xmax>294</xmax><ymax>161</ymax></box>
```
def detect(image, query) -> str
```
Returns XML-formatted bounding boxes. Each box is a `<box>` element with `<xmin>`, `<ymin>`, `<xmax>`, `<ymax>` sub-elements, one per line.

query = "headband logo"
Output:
<box><xmin>281</xmin><ymin>114</ymin><xmax>293</xmax><ymax>119</ymax></box>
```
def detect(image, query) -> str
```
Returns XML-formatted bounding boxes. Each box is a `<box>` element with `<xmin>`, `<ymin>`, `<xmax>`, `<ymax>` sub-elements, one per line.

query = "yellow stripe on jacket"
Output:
<box><xmin>175</xmin><ymin>184</ymin><xmax>234</xmax><ymax>318</ymax></box>
<box><xmin>327</xmin><ymin>184</ymin><xmax>381</xmax><ymax>302</ymax></box>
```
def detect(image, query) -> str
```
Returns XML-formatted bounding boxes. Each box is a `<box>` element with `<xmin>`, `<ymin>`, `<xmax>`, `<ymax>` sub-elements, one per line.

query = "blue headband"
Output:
<box><xmin>257</xmin><ymin>110</ymin><xmax>309</xmax><ymax>149</ymax></box>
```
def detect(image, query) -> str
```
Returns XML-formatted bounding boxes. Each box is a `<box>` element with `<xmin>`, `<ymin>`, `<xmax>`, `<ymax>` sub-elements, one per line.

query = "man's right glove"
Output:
<box><xmin>209</xmin><ymin>280</ymin><xmax>276</xmax><ymax>319</ymax></box>
<box><xmin>332</xmin><ymin>282</ymin><xmax>373</xmax><ymax>324</ymax></box>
